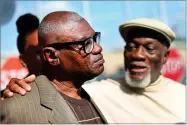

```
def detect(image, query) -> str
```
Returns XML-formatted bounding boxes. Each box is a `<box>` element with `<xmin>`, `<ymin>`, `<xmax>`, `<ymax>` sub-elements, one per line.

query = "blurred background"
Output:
<box><xmin>1</xmin><ymin>0</ymin><xmax>186</xmax><ymax>90</ymax></box>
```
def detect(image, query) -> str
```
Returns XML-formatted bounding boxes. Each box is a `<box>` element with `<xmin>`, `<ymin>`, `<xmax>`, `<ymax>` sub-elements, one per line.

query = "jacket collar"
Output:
<box><xmin>35</xmin><ymin>75</ymin><xmax>78</xmax><ymax>124</ymax></box>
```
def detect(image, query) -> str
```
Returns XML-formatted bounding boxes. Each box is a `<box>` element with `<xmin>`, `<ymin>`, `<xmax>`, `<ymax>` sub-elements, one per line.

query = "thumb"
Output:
<box><xmin>0</xmin><ymin>97</ymin><xmax>5</xmax><ymax>101</ymax></box>
<box><xmin>24</xmin><ymin>74</ymin><xmax>36</xmax><ymax>83</ymax></box>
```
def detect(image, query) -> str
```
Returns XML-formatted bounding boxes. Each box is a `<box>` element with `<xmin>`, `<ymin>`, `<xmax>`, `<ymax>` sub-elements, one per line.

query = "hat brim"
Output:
<box><xmin>119</xmin><ymin>23</ymin><xmax>172</xmax><ymax>44</ymax></box>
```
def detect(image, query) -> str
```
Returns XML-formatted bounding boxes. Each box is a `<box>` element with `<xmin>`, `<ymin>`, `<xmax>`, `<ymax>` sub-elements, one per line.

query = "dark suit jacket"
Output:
<box><xmin>0</xmin><ymin>75</ymin><xmax>78</xmax><ymax>124</ymax></box>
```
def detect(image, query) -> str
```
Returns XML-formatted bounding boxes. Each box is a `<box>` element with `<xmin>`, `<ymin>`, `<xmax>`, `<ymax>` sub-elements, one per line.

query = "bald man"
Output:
<box><xmin>2</xmin><ymin>14</ymin><xmax>185</xmax><ymax>124</ymax></box>
<box><xmin>1</xmin><ymin>11</ymin><xmax>105</xmax><ymax>124</ymax></box>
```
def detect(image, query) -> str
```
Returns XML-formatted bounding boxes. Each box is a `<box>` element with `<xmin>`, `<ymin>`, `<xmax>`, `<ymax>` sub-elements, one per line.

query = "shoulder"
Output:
<box><xmin>83</xmin><ymin>78</ymin><xmax>121</xmax><ymax>89</ymax></box>
<box><xmin>161</xmin><ymin>76</ymin><xmax>185</xmax><ymax>102</ymax></box>
<box><xmin>1</xmin><ymin>81</ymin><xmax>39</xmax><ymax>122</ymax></box>
<box><xmin>1</xmin><ymin>80</ymin><xmax>39</xmax><ymax>106</ymax></box>
<box><xmin>162</xmin><ymin>77</ymin><xmax>186</xmax><ymax>121</ymax></box>
<box><xmin>82</xmin><ymin>78</ymin><xmax>123</xmax><ymax>95</ymax></box>
<box><xmin>1</xmin><ymin>75</ymin><xmax>54</xmax><ymax>123</ymax></box>
<box><xmin>163</xmin><ymin>76</ymin><xmax>185</xmax><ymax>91</ymax></box>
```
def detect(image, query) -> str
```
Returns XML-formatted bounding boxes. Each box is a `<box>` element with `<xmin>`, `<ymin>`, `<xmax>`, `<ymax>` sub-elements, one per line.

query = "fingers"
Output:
<box><xmin>22</xmin><ymin>74</ymin><xmax>36</xmax><ymax>91</ymax></box>
<box><xmin>2</xmin><ymin>75</ymin><xmax>35</xmax><ymax>98</ymax></box>
<box><xmin>24</xmin><ymin>74</ymin><xmax>36</xmax><ymax>83</ymax></box>
<box><xmin>9</xmin><ymin>83</ymin><xmax>26</xmax><ymax>95</ymax></box>
<box><xmin>0</xmin><ymin>97</ymin><xmax>5</xmax><ymax>101</ymax></box>
<box><xmin>3</xmin><ymin>89</ymin><xmax>14</xmax><ymax>98</ymax></box>
<box><xmin>17</xmin><ymin>79</ymin><xmax>31</xmax><ymax>92</ymax></box>
<box><xmin>3</xmin><ymin>78</ymin><xmax>27</xmax><ymax>98</ymax></box>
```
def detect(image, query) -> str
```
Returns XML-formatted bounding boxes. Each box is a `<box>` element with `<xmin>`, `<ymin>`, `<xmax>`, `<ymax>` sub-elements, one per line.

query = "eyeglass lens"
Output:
<box><xmin>84</xmin><ymin>33</ymin><xmax>100</xmax><ymax>54</ymax></box>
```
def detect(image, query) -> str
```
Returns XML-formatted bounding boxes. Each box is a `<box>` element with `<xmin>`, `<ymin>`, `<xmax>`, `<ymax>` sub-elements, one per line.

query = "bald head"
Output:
<box><xmin>38</xmin><ymin>11</ymin><xmax>93</xmax><ymax>47</ymax></box>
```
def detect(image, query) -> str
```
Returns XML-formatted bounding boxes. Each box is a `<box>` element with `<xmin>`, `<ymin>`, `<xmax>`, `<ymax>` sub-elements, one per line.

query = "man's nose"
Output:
<box><xmin>132</xmin><ymin>46</ymin><xmax>146</xmax><ymax>60</ymax></box>
<box><xmin>92</xmin><ymin>43</ymin><xmax>103</xmax><ymax>54</ymax></box>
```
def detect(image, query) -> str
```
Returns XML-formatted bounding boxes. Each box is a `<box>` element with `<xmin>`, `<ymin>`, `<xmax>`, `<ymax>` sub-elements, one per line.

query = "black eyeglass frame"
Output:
<box><xmin>45</xmin><ymin>32</ymin><xmax>101</xmax><ymax>54</ymax></box>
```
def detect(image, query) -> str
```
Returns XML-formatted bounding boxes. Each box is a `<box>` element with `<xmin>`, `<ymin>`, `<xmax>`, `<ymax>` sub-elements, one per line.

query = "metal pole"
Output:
<box><xmin>82</xmin><ymin>1</ymin><xmax>92</xmax><ymax>25</ymax></box>
<box><xmin>160</xmin><ymin>1</ymin><xmax>168</xmax><ymax>24</ymax></box>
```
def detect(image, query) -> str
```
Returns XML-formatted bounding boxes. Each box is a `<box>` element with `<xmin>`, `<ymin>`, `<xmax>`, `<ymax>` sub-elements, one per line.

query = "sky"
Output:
<box><xmin>1</xmin><ymin>1</ymin><xmax>186</xmax><ymax>57</ymax></box>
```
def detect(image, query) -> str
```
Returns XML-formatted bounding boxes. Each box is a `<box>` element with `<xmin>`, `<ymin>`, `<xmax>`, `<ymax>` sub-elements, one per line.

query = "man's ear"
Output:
<box><xmin>163</xmin><ymin>50</ymin><xmax>170</xmax><ymax>65</ymax></box>
<box><xmin>42</xmin><ymin>48</ymin><xmax>60</xmax><ymax>66</ymax></box>
<box><xmin>19</xmin><ymin>54</ymin><xmax>27</xmax><ymax>67</ymax></box>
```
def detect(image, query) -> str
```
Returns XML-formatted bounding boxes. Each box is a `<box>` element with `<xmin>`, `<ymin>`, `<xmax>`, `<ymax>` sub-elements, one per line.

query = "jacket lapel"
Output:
<box><xmin>35</xmin><ymin>75</ymin><xmax>78</xmax><ymax>124</ymax></box>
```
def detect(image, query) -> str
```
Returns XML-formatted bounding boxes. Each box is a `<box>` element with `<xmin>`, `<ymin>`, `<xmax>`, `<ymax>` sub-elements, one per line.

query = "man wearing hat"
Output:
<box><xmin>2</xmin><ymin>18</ymin><xmax>185</xmax><ymax>123</ymax></box>
<box><xmin>82</xmin><ymin>18</ymin><xmax>185</xmax><ymax>123</ymax></box>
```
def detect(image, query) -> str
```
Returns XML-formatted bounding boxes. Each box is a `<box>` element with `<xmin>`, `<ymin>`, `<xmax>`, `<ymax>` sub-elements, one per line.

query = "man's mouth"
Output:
<box><xmin>93</xmin><ymin>55</ymin><xmax>105</xmax><ymax>66</ymax></box>
<box><xmin>130</xmin><ymin>65</ymin><xmax>148</xmax><ymax>73</ymax></box>
<box><xmin>94</xmin><ymin>55</ymin><xmax>104</xmax><ymax>63</ymax></box>
<box><xmin>128</xmin><ymin>62</ymin><xmax>149</xmax><ymax>80</ymax></box>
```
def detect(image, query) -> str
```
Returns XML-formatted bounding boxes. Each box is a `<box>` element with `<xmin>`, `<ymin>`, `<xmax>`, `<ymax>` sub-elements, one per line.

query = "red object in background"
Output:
<box><xmin>1</xmin><ymin>56</ymin><xmax>28</xmax><ymax>91</ymax></box>
<box><xmin>161</xmin><ymin>47</ymin><xmax>185</xmax><ymax>82</ymax></box>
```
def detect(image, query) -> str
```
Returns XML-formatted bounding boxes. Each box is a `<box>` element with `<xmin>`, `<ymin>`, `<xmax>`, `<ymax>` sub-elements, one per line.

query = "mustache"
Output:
<box><xmin>130</xmin><ymin>61</ymin><xmax>149</xmax><ymax>68</ymax></box>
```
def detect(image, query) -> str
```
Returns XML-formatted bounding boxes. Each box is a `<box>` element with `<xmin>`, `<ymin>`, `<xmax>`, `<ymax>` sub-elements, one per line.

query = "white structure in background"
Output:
<box><xmin>124</xmin><ymin>1</ymin><xmax>131</xmax><ymax>20</ymax></box>
<box><xmin>82</xmin><ymin>1</ymin><xmax>92</xmax><ymax>25</ymax></box>
<box><xmin>159</xmin><ymin>1</ymin><xmax>168</xmax><ymax>24</ymax></box>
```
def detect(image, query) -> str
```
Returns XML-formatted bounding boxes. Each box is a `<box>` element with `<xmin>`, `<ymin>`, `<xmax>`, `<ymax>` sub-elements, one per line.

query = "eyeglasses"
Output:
<box><xmin>45</xmin><ymin>32</ymin><xmax>101</xmax><ymax>54</ymax></box>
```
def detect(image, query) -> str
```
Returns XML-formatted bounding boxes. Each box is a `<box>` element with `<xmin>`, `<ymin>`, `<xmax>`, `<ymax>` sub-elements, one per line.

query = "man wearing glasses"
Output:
<box><xmin>1</xmin><ymin>11</ymin><xmax>105</xmax><ymax>124</ymax></box>
<box><xmin>2</xmin><ymin>14</ymin><xmax>185</xmax><ymax>123</ymax></box>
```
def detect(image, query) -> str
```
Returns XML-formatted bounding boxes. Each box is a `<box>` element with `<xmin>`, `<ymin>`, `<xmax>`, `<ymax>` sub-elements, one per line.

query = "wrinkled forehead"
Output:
<box><xmin>61</xmin><ymin>20</ymin><xmax>95</xmax><ymax>42</ymax></box>
<box><xmin>40</xmin><ymin>19</ymin><xmax>95</xmax><ymax>46</ymax></box>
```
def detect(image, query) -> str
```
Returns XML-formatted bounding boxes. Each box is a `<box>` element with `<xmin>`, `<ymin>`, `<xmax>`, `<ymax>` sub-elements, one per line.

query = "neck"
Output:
<box><xmin>42</xmin><ymin>66</ymin><xmax>87</xmax><ymax>99</ymax></box>
<box><xmin>52</xmin><ymin>79</ymin><xmax>82</xmax><ymax>99</ymax></box>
